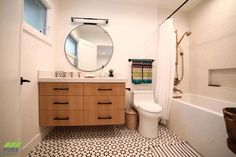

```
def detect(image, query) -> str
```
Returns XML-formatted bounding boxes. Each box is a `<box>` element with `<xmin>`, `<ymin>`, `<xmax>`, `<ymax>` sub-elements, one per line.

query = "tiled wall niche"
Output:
<box><xmin>208</xmin><ymin>68</ymin><xmax>236</xmax><ymax>88</ymax></box>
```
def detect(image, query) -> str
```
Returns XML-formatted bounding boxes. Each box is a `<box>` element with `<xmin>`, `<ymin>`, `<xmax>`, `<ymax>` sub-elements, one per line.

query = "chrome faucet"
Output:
<box><xmin>173</xmin><ymin>87</ymin><xmax>183</xmax><ymax>94</ymax></box>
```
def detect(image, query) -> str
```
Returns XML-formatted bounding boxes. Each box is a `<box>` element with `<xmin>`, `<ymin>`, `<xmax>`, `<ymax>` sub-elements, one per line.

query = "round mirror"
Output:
<box><xmin>64</xmin><ymin>25</ymin><xmax>113</xmax><ymax>72</ymax></box>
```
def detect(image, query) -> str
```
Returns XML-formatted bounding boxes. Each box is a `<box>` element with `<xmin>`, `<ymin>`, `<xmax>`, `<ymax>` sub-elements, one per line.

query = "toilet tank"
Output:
<box><xmin>132</xmin><ymin>90</ymin><xmax>154</xmax><ymax>103</ymax></box>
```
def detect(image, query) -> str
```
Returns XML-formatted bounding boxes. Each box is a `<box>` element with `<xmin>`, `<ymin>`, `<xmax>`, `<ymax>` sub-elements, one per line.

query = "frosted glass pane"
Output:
<box><xmin>24</xmin><ymin>0</ymin><xmax>46</xmax><ymax>34</ymax></box>
<box><xmin>65</xmin><ymin>35</ymin><xmax>77</xmax><ymax>57</ymax></box>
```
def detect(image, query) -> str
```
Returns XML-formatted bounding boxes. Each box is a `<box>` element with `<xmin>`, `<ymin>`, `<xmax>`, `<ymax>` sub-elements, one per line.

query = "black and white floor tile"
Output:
<box><xmin>28</xmin><ymin>125</ymin><xmax>183</xmax><ymax>157</ymax></box>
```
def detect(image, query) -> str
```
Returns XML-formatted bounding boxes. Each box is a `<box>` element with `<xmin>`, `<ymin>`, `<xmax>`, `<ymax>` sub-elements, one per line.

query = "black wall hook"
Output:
<box><xmin>20</xmin><ymin>77</ymin><xmax>31</xmax><ymax>85</ymax></box>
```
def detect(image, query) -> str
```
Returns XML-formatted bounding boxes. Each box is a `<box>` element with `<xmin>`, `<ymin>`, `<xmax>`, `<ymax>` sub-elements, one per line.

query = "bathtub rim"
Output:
<box><xmin>171</xmin><ymin>93</ymin><xmax>236</xmax><ymax>117</ymax></box>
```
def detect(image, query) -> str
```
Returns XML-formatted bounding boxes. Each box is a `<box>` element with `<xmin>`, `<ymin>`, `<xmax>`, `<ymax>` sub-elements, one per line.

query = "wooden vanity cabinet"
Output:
<box><xmin>39</xmin><ymin>82</ymin><xmax>125</xmax><ymax>126</ymax></box>
<box><xmin>39</xmin><ymin>83</ymin><xmax>84</xmax><ymax>126</ymax></box>
<box><xmin>84</xmin><ymin>83</ymin><xmax>125</xmax><ymax>125</ymax></box>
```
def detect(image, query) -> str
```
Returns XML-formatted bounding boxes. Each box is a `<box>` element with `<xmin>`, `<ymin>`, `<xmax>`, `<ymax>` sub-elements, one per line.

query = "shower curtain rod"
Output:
<box><xmin>159</xmin><ymin>0</ymin><xmax>189</xmax><ymax>26</ymax></box>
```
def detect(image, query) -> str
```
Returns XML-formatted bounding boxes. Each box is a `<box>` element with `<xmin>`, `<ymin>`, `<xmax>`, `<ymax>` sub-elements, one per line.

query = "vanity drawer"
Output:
<box><xmin>40</xmin><ymin>110</ymin><xmax>83</xmax><ymax>126</ymax></box>
<box><xmin>40</xmin><ymin>96</ymin><xmax>83</xmax><ymax>110</ymax></box>
<box><xmin>84</xmin><ymin>96</ymin><xmax>124</xmax><ymax>110</ymax></box>
<box><xmin>84</xmin><ymin>109</ymin><xmax>125</xmax><ymax>125</ymax></box>
<box><xmin>39</xmin><ymin>82</ymin><xmax>83</xmax><ymax>96</ymax></box>
<box><xmin>84</xmin><ymin>83</ymin><xmax>125</xmax><ymax>96</ymax></box>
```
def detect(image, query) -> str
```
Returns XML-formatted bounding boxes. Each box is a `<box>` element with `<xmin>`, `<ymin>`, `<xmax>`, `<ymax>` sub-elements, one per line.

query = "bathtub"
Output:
<box><xmin>168</xmin><ymin>94</ymin><xmax>236</xmax><ymax>157</ymax></box>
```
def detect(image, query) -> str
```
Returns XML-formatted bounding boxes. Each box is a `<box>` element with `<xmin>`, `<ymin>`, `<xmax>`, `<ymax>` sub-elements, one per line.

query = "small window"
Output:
<box><xmin>65</xmin><ymin>35</ymin><xmax>78</xmax><ymax>57</ymax></box>
<box><xmin>65</xmin><ymin>35</ymin><xmax>78</xmax><ymax>66</ymax></box>
<box><xmin>24</xmin><ymin>0</ymin><xmax>47</xmax><ymax>34</ymax></box>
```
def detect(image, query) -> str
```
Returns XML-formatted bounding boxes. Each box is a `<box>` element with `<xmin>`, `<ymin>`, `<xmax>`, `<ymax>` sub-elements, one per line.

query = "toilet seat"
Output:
<box><xmin>138</xmin><ymin>102</ymin><xmax>162</xmax><ymax>113</ymax></box>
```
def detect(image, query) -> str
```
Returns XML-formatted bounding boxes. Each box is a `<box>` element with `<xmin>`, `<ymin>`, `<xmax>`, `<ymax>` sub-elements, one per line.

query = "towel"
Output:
<box><xmin>142</xmin><ymin>59</ymin><xmax>153</xmax><ymax>84</ymax></box>
<box><xmin>131</xmin><ymin>59</ymin><xmax>143</xmax><ymax>84</ymax></box>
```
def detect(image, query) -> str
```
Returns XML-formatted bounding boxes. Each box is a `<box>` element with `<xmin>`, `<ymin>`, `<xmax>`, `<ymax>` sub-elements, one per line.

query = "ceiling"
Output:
<box><xmin>118</xmin><ymin>0</ymin><xmax>203</xmax><ymax>12</ymax></box>
<box><xmin>155</xmin><ymin>0</ymin><xmax>203</xmax><ymax>11</ymax></box>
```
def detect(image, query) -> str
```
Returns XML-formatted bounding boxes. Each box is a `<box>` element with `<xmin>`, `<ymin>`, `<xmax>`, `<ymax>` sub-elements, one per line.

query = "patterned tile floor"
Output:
<box><xmin>28</xmin><ymin>125</ymin><xmax>183</xmax><ymax>157</ymax></box>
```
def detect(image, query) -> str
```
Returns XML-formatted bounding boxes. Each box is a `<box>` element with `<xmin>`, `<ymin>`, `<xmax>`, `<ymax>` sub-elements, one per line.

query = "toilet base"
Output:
<box><xmin>139</xmin><ymin>112</ymin><xmax>160</xmax><ymax>138</ymax></box>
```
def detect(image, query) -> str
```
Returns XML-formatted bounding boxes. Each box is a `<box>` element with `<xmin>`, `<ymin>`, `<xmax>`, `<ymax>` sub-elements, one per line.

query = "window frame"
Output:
<box><xmin>24</xmin><ymin>0</ymin><xmax>48</xmax><ymax>35</ymax></box>
<box><xmin>22</xmin><ymin>0</ymin><xmax>52</xmax><ymax>45</ymax></box>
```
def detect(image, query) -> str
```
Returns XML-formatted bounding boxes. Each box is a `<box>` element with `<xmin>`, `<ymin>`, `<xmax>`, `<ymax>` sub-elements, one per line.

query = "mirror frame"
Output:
<box><xmin>64</xmin><ymin>24</ymin><xmax>114</xmax><ymax>72</ymax></box>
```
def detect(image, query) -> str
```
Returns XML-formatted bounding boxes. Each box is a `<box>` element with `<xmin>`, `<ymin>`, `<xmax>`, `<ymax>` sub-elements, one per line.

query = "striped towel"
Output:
<box><xmin>142</xmin><ymin>59</ymin><xmax>153</xmax><ymax>84</ymax></box>
<box><xmin>131</xmin><ymin>59</ymin><xmax>142</xmax><ymax>84</ymax></box>
<box><xmin>150</xmin><ymin>141</ymin><xmax>202</xmax><ymax>157</ymax></box>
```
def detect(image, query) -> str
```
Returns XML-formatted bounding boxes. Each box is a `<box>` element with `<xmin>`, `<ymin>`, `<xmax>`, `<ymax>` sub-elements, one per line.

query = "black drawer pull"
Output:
<box><xmin>97</xmin><ymin>102</ymin><xmax>112</xmax><ymax>105</ymax></box>
<box><xmin>97</xmin><ymin>116</ymin><xmax>112</xmax><ymax>120</ymax></box>
<box><xmin>53</xmin><ymin>88</ymin><xmax>69</xmax><ymax>90</ymax></box>
<box><xmin>53</xmin><ymin>102</ymin><xmax>69</xmax><ymax>105</ymax></box>
<box><xmin>54</xmin><ymin>117</ymin><xmax>69</xmax><ymax>120</ymax></box>
<box><xmin>98</xmin><ymin>88</ymin><xmax>112</xmax><ymax>91</ymax></box>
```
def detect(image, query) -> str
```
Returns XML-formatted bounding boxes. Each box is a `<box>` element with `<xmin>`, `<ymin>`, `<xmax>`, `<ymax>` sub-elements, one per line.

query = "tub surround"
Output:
<box><xmin>188</xmin><ymin>0</ymin><xmax>236</xmax><ymax>102</ymax></box>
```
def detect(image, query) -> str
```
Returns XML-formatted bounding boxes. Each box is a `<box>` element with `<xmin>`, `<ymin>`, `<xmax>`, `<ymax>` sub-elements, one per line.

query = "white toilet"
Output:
<box><xmin>132</xmin><ymin>90</ymin><xmax>162</xmax><ymax>138</ymax></box>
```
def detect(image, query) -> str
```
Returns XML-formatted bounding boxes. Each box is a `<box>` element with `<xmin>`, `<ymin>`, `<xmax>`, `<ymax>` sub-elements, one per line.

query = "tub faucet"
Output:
<box><xmin>173</xmin><ymin>87</ymin><xmax>183</xmax><ymax>94</ymax></box>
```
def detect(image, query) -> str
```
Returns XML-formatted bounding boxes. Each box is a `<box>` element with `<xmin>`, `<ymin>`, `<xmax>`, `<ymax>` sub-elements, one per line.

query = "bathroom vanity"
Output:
<box><xmin>38</xmin><ymin>78</ymin><xmax>126</xmax><ymax>126</ymax></box>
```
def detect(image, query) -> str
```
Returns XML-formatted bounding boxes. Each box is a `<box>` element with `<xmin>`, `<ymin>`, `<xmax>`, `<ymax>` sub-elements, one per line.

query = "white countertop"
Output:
<box><xmin>38</xmin><ymin>77</ymin><xmax>127</xmax><ymax>83</ymax></box>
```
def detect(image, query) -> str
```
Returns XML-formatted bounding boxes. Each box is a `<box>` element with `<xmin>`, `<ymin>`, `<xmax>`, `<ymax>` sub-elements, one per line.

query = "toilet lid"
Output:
<box><xmin>139</xmin><ymin>102</ymin><xmax>162</xmax><ymax>113</ymax></box>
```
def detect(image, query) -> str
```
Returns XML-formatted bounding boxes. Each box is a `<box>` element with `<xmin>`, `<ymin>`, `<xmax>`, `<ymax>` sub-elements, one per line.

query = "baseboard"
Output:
<box><xmin>20</xmin><ymin>127</ymin><xmax>54</xmax><ymax>157</ymax></box>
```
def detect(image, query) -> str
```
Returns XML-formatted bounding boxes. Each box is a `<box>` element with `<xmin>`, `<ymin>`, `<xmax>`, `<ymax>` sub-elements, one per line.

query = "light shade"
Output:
<box><xmin>71</xmin><ymin>17</ymin><xmax>108</xmax><ymax>25</ymax></box>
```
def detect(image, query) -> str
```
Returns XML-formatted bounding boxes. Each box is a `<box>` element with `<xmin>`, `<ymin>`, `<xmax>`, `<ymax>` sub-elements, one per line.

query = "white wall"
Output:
<box><xmin>0</xmin><ymin>0</ymin><xmax>22</xmax><ymax>156</ymax></box>
<box><xmin>188</xmin><ymin>0</ymin><xmax>236</xmax><ymax>102</ymax></box>
<box><xmin>55</xmin><ymin>0</ymin><xmax>159</xmax><ymax>108</ymax></box>
<box><xmin>158</xmin><ymin>9</ymin><xmax>190</xmax><ymax>93</ymax></box>
<box><xmin>20</xmin><ymin>0</ymin><xmax>58</xmax><ymax>155</ymax></box>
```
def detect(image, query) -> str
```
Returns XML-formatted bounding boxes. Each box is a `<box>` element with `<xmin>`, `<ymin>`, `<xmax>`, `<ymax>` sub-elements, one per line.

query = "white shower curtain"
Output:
<box><xmin>155</xmin><ymin>19</ymin><xmax>176</xmax><ymax>124</ymax></box>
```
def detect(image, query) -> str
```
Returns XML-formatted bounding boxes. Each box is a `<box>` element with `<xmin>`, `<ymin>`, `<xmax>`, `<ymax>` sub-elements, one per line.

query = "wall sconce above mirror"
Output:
<box><xmin>71</xmin><ymin>17</ymin><xmax>109</xmax><ymax>25</ymax></box>
<box><xmin>64</xmin><ymin>25</ymin><xmax>113</xmax><ymax>72</ymax></box>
